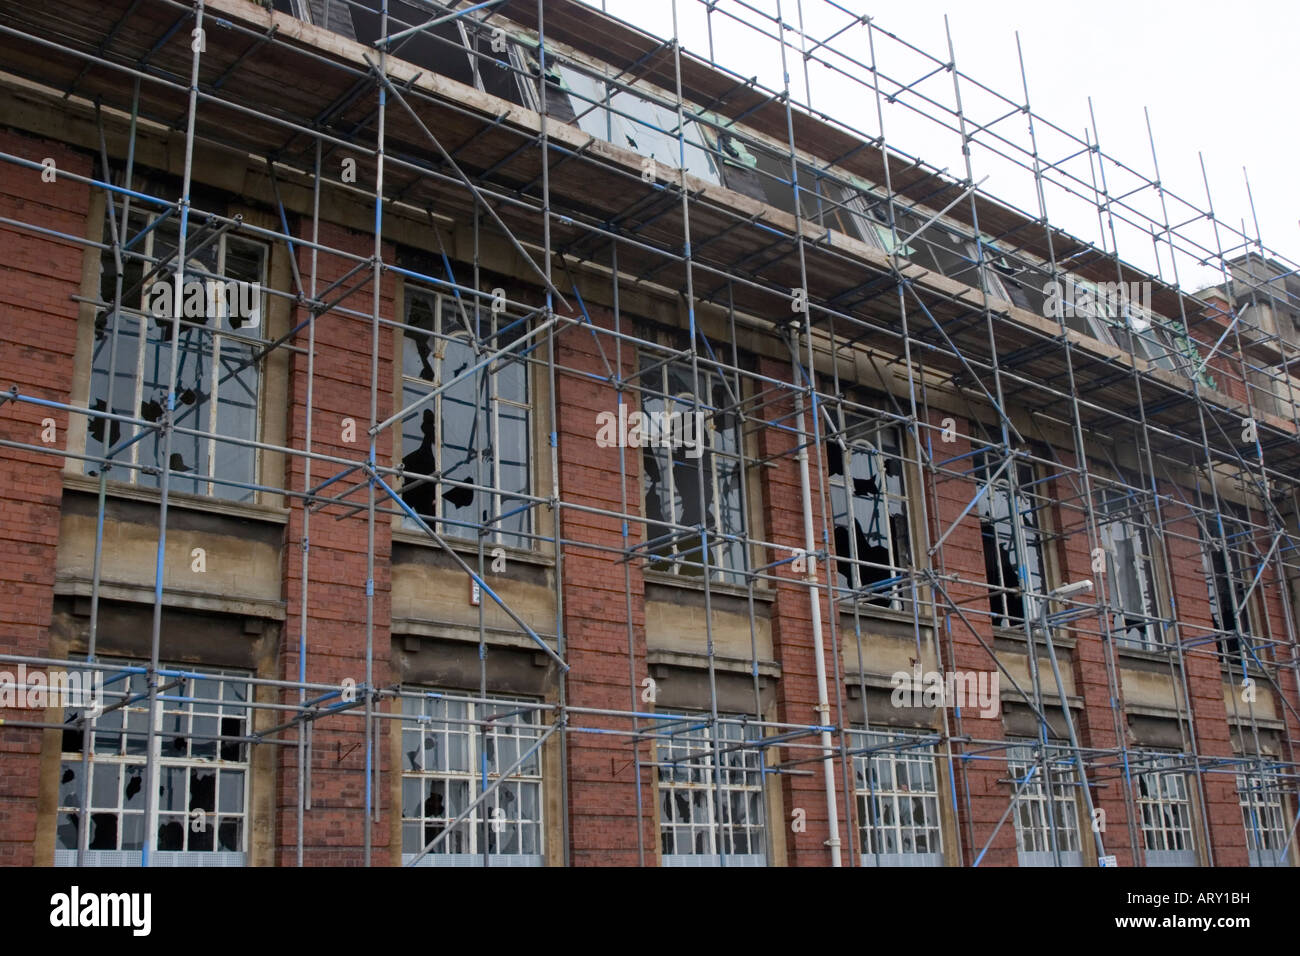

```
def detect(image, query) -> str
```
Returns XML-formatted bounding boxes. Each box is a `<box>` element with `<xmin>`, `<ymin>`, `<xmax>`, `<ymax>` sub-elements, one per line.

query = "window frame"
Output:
<box><xmin>828</xmin><ymin>415</ymin><xmax>913</xmax><ymax>610</ymax></box>
<box><xmin>398</xmin><ymin>286</ymin><xmax>533</xmax><ymax>549</ymax></box>
<box><xmin>1198</xmin><ymin>508</ymin><xmax>1259</xmax><ymax>657</ymax></box>
<box><xmin>398</xmin><ymin>689</ymin><xmax>546</xmax><ymax>867</ymax></box>
<box><xmin>1134</xmin><ymin>753</ymin><xmax>1197</xmax><ymax>866</ymax></box>
<box><xmin>1006</xmin><ymin>738</ymin><xmax>1084</xmax><ymax>867</ymax></box>
<box><xmin>852</xmin><ymin>731</ymin><xmax>944</xmax><ymax>866</ymax></box>
<box><xmin>87</xmin><ymin>207</ymin><xmax>267</xmax><ymax>503</ymax></box>
<box><xmin>55</xmin><ymin>664</ymin><xmax>253</xmax><ymax>866</ymax></box>
<box><xmin>1096</xmin><ymin>484</ymin><xmax>1164</xmax><ymax>649</ymax></box>
<box><xmin>639</xmin><ymin>357</ymin><xmax>748</xmax><ymax>584</ymax></box>
<box><xmin>974</xmin><ymin>453</ymin><xmax>1049</xmax><ymax>629</ymax></box>
<box><xmin>654</xmin><ymin>712</ymin><xmax>768</xmax><ymax>867</ymax></box>
<box><xmin>1237</xmin><ymin>767</ymin><xmax>1292</xmax><ymax>867</ymax></box>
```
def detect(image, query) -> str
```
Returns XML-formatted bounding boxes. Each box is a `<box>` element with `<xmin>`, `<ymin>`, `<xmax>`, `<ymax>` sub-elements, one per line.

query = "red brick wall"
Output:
<box><xmin>554</xmin><ymin>306</ymin><xmax>655</xmax><ymax>865</ymax></box>
<box><xmin>1049</xmin><ymin>453</ymin><xmax>1131</xmax><ymax>865</ymax></box>
<box><xmin>1161</xmin><ymin>495</ymin><xmax>1249</xmax><ymax>865</ymax></box>
<box><xmin>275</xmin><ymin>223</ymin><xmax>395</xmax><ymax>865</ymax></box>
<box><xmin>0</xmin><ymin>130</ymin><xmax>90</xmax><ymax>865</ymax></box>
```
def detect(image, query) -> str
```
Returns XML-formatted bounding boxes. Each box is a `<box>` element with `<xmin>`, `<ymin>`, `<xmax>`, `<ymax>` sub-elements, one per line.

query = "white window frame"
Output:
<box><xmin>1238</xmin><ymin>768</ymin><xmax>1292</xmax><ymax>867</ymax></box>
<box><xmin>976</xmin><ymin>455</ymin><xmax>1048</xmax><ymax>629</ymax></box>
<box><xmin>655</xmin><ymin>713</ymin><xmax>767</xmax><ymax>867</ymax></box>
<box><xmin>399</xmin><ymin>287</ymin><xmax>532</xmax><ymax>548</ymax></box>
<box><xmin>88</xmin><ymin>208</ymin><xmax>266</xmax><ymax>502</ymax></box>
<box><xmin>399</xmin><ymin>690</ymin><xmax>546</xmax><ymax>867</ymax></box>
<box><xmin>549</xmin><ymin>62</ymin><xmax>721</xmax><ymax>185</ymax></box>
<box><xmin>1006</xmin><ymin>738</ymin><xmax>1084</xmax><ymax>867</ymax></box>
<box><xmin>1097</xmin><ymin>486</ymin><xmax>1163</xmax><ymax>649</ymax></box>
<box><xmin>853</xmin><ymin>731</ymin><xmax>944</xmax><ymax>866</ymax></box>
<box><xmin>55</xmin><ymin>664</ymin><xmax>252</xmax><ymax>867</ymax></box>
<box><xmin>1135</xmin><ymin>754</ymin><xmax>1196</xmax><ymax>866</ymax></box>
<box><xmin>1199</xmin><ymin>511</ymin><xmax>1257</xmax><ymax>653</ymax></box>
<box><xmin>640</xmin><ymin>358</ymin><xmax>747</xmax><ymax>583</ymax></box>
<box><xmin>828</xmin><ymin>417</ymin><xmax>912</xmax><ymax>610</ymax></box>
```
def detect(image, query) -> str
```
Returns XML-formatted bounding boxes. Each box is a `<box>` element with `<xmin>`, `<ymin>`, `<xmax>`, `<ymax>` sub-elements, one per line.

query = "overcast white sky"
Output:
<box><xmin>584</xmin><ymin>0</ymin><xmax>1299</xmax><ymax>293</ymax></box>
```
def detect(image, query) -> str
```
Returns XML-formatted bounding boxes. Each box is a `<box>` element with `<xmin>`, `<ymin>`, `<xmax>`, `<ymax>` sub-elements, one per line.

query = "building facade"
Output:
<box><xmin>0</xmin><ymin>0</ymin><xmax>1297</xmax><ymax>867</ymax></box>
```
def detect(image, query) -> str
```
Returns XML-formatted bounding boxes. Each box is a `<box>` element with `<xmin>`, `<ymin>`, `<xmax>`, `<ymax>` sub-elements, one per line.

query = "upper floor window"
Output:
<box><xmin>545</xmin><ymin>61</ymin><xmax>721</xmax><ymax>185</ymax></box>
<box><xmin>56</xmin><ymin>664</ymin><xmax>251</xmax><ymax>865</ymax></box>
<box><xmin>399</xmin><ymin>690</ymin><xmax>545</xmax><ymax>866</ymax></box>
<box><xmin>1200</xmin><ymin>509</ymin><xmax>1256</xmax><ymax>658</ymax></box>
<box><xmin>398</xmin><ymin>289</ymin><xmax>532</xmax><ymax>549</ymax></box>
<box><xmin>655</xmin><ymin>713</ymin><xmax>766</xmax><ymax>866</ymax></box>
<box><xmin>828</xmin><ymin>417</ymin><xmax>911</xmax><ymax>609</ymax></box>
<box><xmin>853</xmin><ymin>731</ymin><xmax>943</xmax><ymax>866</ymax></box>
<box><xmin>641</xmin><ymin>358</ymin><xmax>746</xmax><ymax>584</ymax></box>
<box><xmin>1096</xmin><ymin>485</ymin><xmax>1163</xmax><ymax>648</ymax></box>
<box><xmin>88</xmin><ymin>208</ymin><xmax>265</xmax><ymax>502</ymax></box>
<box><xmin>974</xmin><ymin>452</ymin><xmax>1047</xmax><ymax>628</ymax></box>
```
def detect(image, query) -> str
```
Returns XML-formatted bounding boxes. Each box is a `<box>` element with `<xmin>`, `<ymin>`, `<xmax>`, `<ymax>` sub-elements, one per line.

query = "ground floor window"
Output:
<box><xmin>400</xmin><ymin>690</ymin><xmax>545</xmax><ymax>866</ymax></box>
<box><xmin>56</xmin><ymin>664</ymin><xmax>251</xmax><ymax>866</ymax></box>
<box><xmin>1006</xmin><ymin>738</ymin><xmax>1083</xmax><ymax>866</ymax></box>
<box><xmin>852</xmin><ymin>731</ymin><xmax>944</xmax><ymax>866</ymax></box>
<box><xmin>1135</xmin><ymin>754</ymin><xmax>1196</xmax><ymax>865</ymax></box>
<box><xmin>655</xmin><ymin>713</ymin><xmax>767</xmax><ymax>866</ymax></box>
<box><xmin>1238</xmin><ymin>768</ymin><xmax>1292</xmax><ymax>866</ymax></box>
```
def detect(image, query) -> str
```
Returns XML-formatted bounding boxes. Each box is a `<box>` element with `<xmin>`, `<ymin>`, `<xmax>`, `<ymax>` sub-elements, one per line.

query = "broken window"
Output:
<box><xmin>827</xmin><ymin>417</ymin><xmax>911</xmax><ymax>609</ymax></box>
<box><xmin>853</xmin><ymin>731</ymin><xmax>943</xmax><ymax>866</ymax></box>
<box><xmin>1135</xmin><ymin>754</ymin><xmax>1196</xmax><ymax>865</ymax></box>
<box><xmin>400</xmin><ymin>690</ymin><xmax>544</xmax><ymax>866</ymax></box>
<box><xmin>1096</xmin><ymin>486</ymin><xmax>1162</xmax><ymax>648</ymax></box>
<box><xmin>544</xmin><ymin>62</ymin><xmax>721</xmax><ymax>185</ymax></box>
<box><xmin>1237</xmin><ymin>768</ymin><xmax>1289</xmax><ymax>867</ymax></box>
<box><xmin>655</xmin><ymin>713</ymin><xmax>766</xmax><ymax>866</ymax></box>
<box><xmin>1006</xmin><ymin>738</ymin><xmax>1083</xmax><ymax>867</ymax></box>
<box><xmin>641</xmin><ymin>358</ymin><xmax>746</xmax><ymax>584</ymax></box>
<box><xmin>56</xmin><ymin>665</ymin><xmax>250</xmax><ymax>864</ymax></box>
<box><xmin>399</xmin><ymin>288</ymin><xmax>532</xmax><ymax>549</ymax></box>
<box><xmin>1199</xmin><ymin>509</ymin><xmax>1255</xmax><ymax>658</ymax></box>
<box><xmin>349</xmin><ymin>1</ymin><xmax>476</xmax><ymax>88</ymax></box>
<box><xmin>88</xmin><ymin>207</ymin><xmax>264</xmax><ymax>502</ymax></box>
<box><xmin>974</xmin><ymin>453</ymin><xmax>1047</xmax><ymax>629</ymax></box>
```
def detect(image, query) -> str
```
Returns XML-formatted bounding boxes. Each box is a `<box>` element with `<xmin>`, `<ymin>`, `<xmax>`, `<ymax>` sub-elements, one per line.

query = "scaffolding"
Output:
<box><xmin>0</xmin><ymin>0</ymin><xmax>1297</xmax><ymax>867</ymax></box>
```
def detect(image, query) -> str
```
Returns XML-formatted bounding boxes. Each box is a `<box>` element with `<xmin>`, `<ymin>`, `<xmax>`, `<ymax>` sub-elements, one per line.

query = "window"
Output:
<box><xmin>655</xmin><ymin>714</ymin><xmax>767</xmax><ymax>866</ymax></box>
<box><xmin>1237</xmin><ymin>769</ymin><xmax>1291</xmax><ymax>867</ymax></box>
<box><xmin>1135</xmin><ymin>755</ymin><xmax>1196</xmax><ymax>866</ymax></box>
<box><xmin>1006</xmin><ymin>739</ymin><xmax>1083</xmax><ymax>867</ymax></box>
<box><xmin>828</xmin><ymin>417</ymin><xmax>911</xmax><ymax>609</ymax></box>
<box><xmin>641</xmin><ymin>358</ymin><xmax>747</xmax><ymax>583</ymax></box>
<box><xmin>1200</xmin><ymin>511</ymin><xmax>1255</xmax><ymax>658</ymax></box>
<box><xmin>88</xmin><ymin>209</ymin><xmax>265</xmax><ymax>501</ymax></box>
<box><xmin>399</xmin><ymin>691</ymin><xmax>545</xmax><ymax>866</ymax></box>
<box><xmin>56</xmin><ymin>665</ymin><xmax>251</xmax><ymax>865</ymax></box>
<box><xmin>546</xmin><ymin>62</ymin><xmax>721</xmax><ymax>185</ymax></box>
<box><xmin>974</xmin><ymin>453</ymin><xmax>1047</xmax><ymax>628</ymax></box>
<box><xmin>853</xmin><ymin>732</ymin><xmax>943</xmax><ymax>866</ymax></box>
<box><xmin>1097</xmin><ymin>486</ymin><xmax>1162</xmax><ymax>648</ymax></box>
<box><xmin>398</xmin><ymin>288</ymin><xmax>531</xmax><ymax>548</ymax></box>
